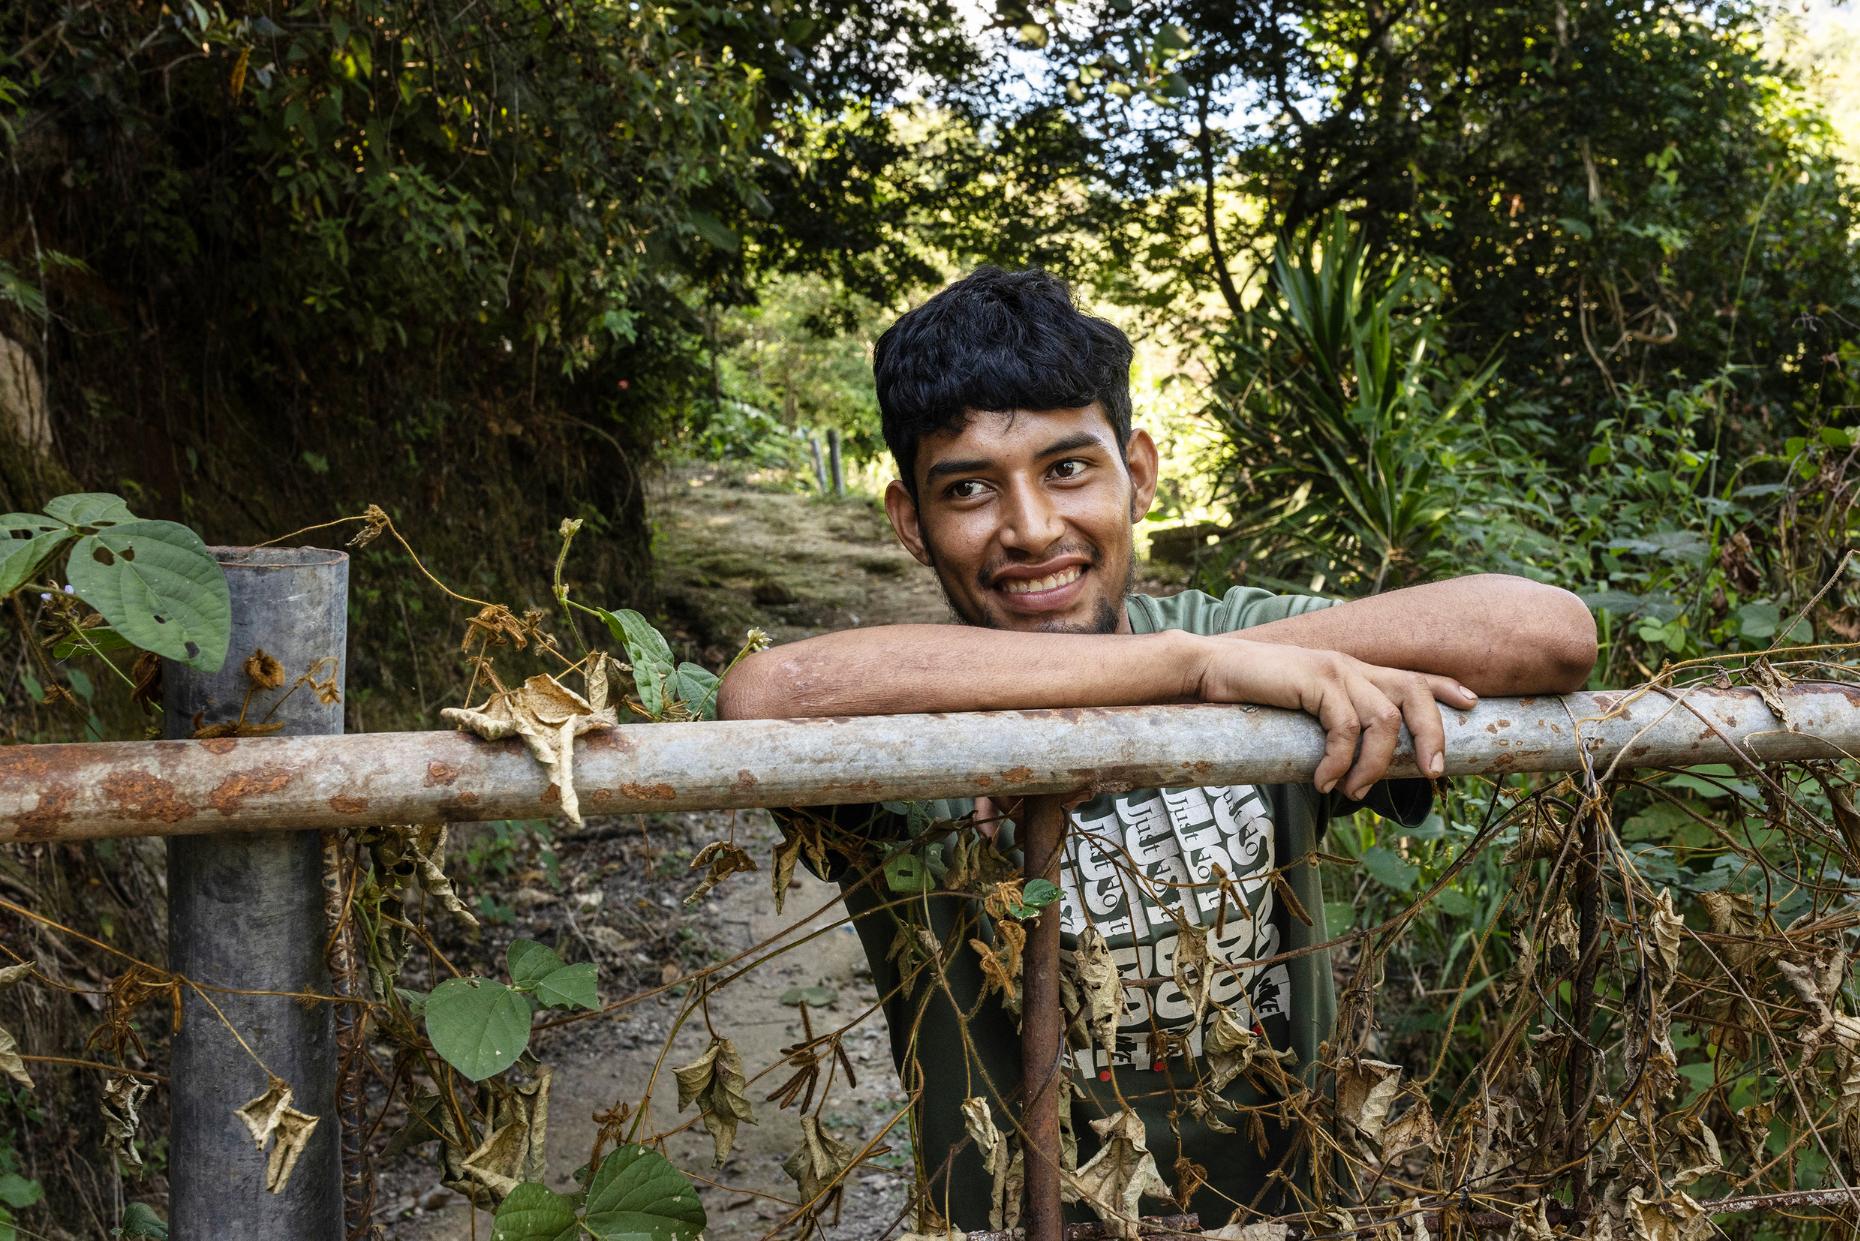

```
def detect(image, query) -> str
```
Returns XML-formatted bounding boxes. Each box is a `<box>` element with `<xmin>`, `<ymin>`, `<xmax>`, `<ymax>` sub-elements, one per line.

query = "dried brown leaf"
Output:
<box><xmin>440</xmin><ymin>673</ymin><xmax>617</xmax><ymax>825</ymax></box>
<box><xmin>961</xmin><ymin>1095</ymin><xmax>1023</xmax><ymax>1231</ymax></box>
<box><xmin>0</xmin><ymin>1026</ymin><xmax>30</xmax><ymax>1089</ymax></box>
<box><xmin>674</xmin><ymin>1038</ymin><xmax>755</xmax><ymax>1165</ymax></box>
<box><xmin>783</xmin><ymin>1114</ymin><xmax>857</xmax><ymax>1213</ymax></box>
<box><xmin>1335</xmin><ymin>1058</ymin><xmax>1405</xmax><ymax>1146</ymax></box>
<box><xmin>1073</xmin><ymin>927</ymin><xmax>1120</xmax><ymax>1056</ymax></box>
<box><xmin>1062</xmin><ymin>1110</ymin><xmax>1174</xmax><ymax>1239</ymax></box>
<box><xmin>103</xmin><ymin>1074</ymin><xmax>152</xmax><ymax>1170</ymax></box>
<box><xmin>686</xmin><ymin>840</ymin><xmax>759</xmax><ymax>906</ymax></box>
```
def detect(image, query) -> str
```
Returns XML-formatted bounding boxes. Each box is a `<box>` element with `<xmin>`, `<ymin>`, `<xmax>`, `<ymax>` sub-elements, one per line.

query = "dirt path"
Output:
<box><xmin>386</xmin><ymin>469</ymin><xmax>947</xmax><ymax>1239</ymax></box>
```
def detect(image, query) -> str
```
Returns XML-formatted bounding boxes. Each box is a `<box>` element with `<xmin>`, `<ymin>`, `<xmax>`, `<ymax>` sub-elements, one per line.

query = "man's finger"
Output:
<box><xmin>1400</xmin><ymin>675</ymin><xmax>1449</xmax><ymax>778</ymax></box>
<box><xmin>1426</xmin><ymin>674</ymin><xmax>1478</xmax><ymax>709</ymax></box>
<box><xmin>1312</xmin><ymin>688</ymin><xmax>1361</xmax><ymax>794</ymax></box>
<box><xmin>1344</xmin><ymin>680</ymin><xmax>1402</xmax><ymax>800</ymax></box>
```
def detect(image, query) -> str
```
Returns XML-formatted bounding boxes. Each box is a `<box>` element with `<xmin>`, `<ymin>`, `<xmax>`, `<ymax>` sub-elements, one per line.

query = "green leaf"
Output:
<box><xmin>1735</xmin><ymin>600</ymin><xmax>1780</xmax><ymax>640</ymax></box>
<box><xmin>0</xmin><ymin>512</ymin><xmax>63</xmax><ymax>537</ymax></box>
<box><xmin>42</xmin><ymin>493</ymin><xmax>135</xmax><ymax>529</ymax></box>
<box><xmin>65</xmin><ymin>520</ymin><xmax>231</xmax><ymax>671</ymax></box>
<box><xmin>491</xmin><ymin>1183</ymin><xmax>580</xmax><ymax>1241</ymax></box>
<box><xmin>424</xmin><ymin>978</ymin><xmax>532</xmax><ymax>1081</ymax></box>
<box><xmin>507</xmin><ymin>938</ymin><xmax>567</xmax><ymax>989</ymax></box>
<box><xmin>1017</xmin><ymin>21</ymin><xmax>1048</xmax><ymax>47</ymax></box>
<box><xmin>0</xmin><ymin>529</ymin><xmax>70</xmax><ymax>596</ymax></box>
<box><xmin>1432</xmin><ymin>888</ymin><xmax>1473</xmax><ymax>918</ymax></box>
<box><xmin>51</xmin><ymin>627</ymin><xmax>133</xmax><ymax>660</ymax></box>
<box><xmin>1557</xmin><ymin>216</ymin><xmax>1594</xmax><ymax>240</ymax></box>
<box><xmin>0</xmin><ymin>1174</ymin><xmax>40</xmax><ymax>1210</ymax></box>
<box><xmin>686</xmin><ymin>210</ymin><xmax>738</xmax><ymax>255</ymax></box>
<box><xmin>1360</xmin><ymin>845</ymin><xmax>1418</xmax><ymax>892</ymax></box>
<box><xmin>595</xmin><ymin>608</ymin><xmax>674</xmax><ymax>718</ymax></box>
<box><xmin>583</xmin><ymin>1144</ymin><xmax>706</xmax><ymax>1240</ymax></box>
<box><xmin>779</xmin><ymin>984</ymin><xmax>837</xmax><ymax>1008</ymax></box>
<box><xmin>883</xmin><ymin>850</ymin><xmax>934</xmax><ymax>893</ymax></box>
<box><xmin>534</xmin><ymin>962</ymin><xmax>598</xmax><ymax>1011</ymax></box>
<box><xmin>117</xmin><ymin>1203</ymin><xmax>168</xmax><ymax>1239</ymax></box>
<box><xmin>672</xmin><ymin>662</ymin><xmax>720</xmax><ymax>719</ymax></box>
<box><xmin>1022</xmin><ymin>878</ymin><xmax>1062</xmax><ymax>908</ymax></box>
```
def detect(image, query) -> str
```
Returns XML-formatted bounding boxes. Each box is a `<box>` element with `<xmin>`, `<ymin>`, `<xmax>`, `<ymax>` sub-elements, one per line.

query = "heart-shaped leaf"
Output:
<box><xmin>596</xmin><ymin>608</ymin><xmax>675</xmax><ymax>718</ymax></box>
<box><xmin>671</xmin><ymin>662</ymin><xmax>719</xmax><ymax>719</ymax></box>
<box><xmin>507</xmin><ymin>939</ymin><xmax>566</xmax><ymax>989</ymax></box>
<box><xmin>0</xmin><ymin>529</ymin><xmax>70</xmax><ymax>596</ymax></box>
<box><xmin>424</xmin><ymin>978</ymin><xmax>532</xmax><ymax>1081</ymax></box>
<box><xmin>534</xmin><ymin>962</ymin><xmax>598</xmax><ymax>1012</ymax></box>
<box><xmin>65</xmin><ymin>520</ymin><xmax>230</xmax><ymax>671</ymax></box>
<box><xmin>491</xmin><ymin>1182</ymin><xmax>580</xmax><ymax>1241</ymax></box>
<box><xmin>583</xmin><ymin>1144</ymin><xmax>705</xmax><ymax>1240</ymax></box>
<box><xmin>42</xmin><ymin>493</ymin><xmax>135</xmax><ymax>529</ymax></box>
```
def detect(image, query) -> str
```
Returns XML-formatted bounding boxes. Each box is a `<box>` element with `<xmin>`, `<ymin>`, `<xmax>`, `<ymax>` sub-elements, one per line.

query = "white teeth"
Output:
<box><xmin>1003</xmin><ymin>566</ymin><xmax>1082</xmax><ymax>595</ymax></box>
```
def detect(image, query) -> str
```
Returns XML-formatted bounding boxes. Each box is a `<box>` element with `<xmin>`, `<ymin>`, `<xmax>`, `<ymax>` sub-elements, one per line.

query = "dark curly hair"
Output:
<box><xmin>873</xmin><ymin>267</ymin><xmax>1135</xmax><ymax>495</ymax></box>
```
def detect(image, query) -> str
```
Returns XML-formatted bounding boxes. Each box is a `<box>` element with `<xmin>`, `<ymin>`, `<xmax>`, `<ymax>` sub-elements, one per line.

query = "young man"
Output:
<box><xmin>717</xmin><ymin>267</ymin><xmax>1596</xmax><ymax>1231</ymax></box>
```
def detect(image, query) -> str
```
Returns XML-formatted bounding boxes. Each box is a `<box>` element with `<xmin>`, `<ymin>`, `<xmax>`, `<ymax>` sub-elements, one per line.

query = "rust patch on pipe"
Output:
<box><xmin>207</xmin><ymin>765</ymin><xmax>296</xmax><ymax>814</ymax></box>
<box><xmin>425</xmin><ymin>761</ymin><xmax>460</xmax><ymax>786</ymax></box>
<box><xmin>438</xmin><ymin>792</ymin><xmax>482</xmax><ymax>817</ymax></box>
<box><xmin>541</xmin><ymin>784</ymin><xmax>561</xmax><ymax>806</ymax></box>
<box><xmin>619</xmin><ymin>782</ymin><xmax>677</xmax><ymax>801</ymax></box>
<box><xmin>328</xmin><ymin>794</ymin><xmax>369</xmax><ymax>815</ymax></box>
<box><xmin>1001</xmin><ymin>766</ymin><xmax>1033</xmax><ymax>782</ymax></box>
<box><xmin>0</xmin><ymin>752</ymin><xmax>53</xmax><ymax>779</ymax></box>
<box><xmin>13</xmin><ymin>783</ymin><xmax>76</xmax><ymax>838</ymax></box>
<box><xmin>101</xmin><ymin>771</ymin><xmax>193</xmax><ymax>824</ymax></box>
<box><xmin>200</xmin><ymin>737</ymin><xmax>239</xmax><ymax>756</ymax></box>
<box><xmin>733</xmin><ymin>770</ymin><xmax>758</xmax><ymax>791</ymax></box>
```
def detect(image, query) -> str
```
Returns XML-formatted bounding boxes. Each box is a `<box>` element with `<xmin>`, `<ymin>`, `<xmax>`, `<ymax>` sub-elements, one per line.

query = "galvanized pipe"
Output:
<box><xmin>164</xmin><ymin>547</ymin><xmax>345</xmax><ymax>1239</ymax></box>
<box><xmin>1</xmin><ymin>685</ymin><xmax>1854</xmax><ymax>841</ymax></box>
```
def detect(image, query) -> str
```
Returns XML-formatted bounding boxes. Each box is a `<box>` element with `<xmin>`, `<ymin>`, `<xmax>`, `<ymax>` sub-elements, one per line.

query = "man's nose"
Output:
<box><xmin>998</xmin><ymin>480</ymin><xmax>1065</xmax><ymax>552</ymax></box>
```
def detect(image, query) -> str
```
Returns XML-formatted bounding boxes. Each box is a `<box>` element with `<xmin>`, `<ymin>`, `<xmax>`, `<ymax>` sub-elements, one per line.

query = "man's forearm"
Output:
<box><xmin>716</xmin><ymin>625</ymin><xmax>1204</xmax><ymax>720</ymax></box>
<box><xmin>1241</xmin><ymin>574</ymin><xmax>1596</xmax><ymax>696</ymax></box>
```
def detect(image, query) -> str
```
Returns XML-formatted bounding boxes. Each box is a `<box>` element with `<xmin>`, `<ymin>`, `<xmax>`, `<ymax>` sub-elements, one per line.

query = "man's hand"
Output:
<box><xmin>1193</xmin><ymin>639</ymin><xmax>1478</xmax><ymax>798</ymax></box>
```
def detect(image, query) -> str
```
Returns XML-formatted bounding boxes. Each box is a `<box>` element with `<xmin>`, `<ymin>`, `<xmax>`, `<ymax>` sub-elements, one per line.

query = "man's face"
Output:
<box><xmin>884</xmin><ymin>404</ymin><xmax>1160</xmax><ymax>634</ymax></box>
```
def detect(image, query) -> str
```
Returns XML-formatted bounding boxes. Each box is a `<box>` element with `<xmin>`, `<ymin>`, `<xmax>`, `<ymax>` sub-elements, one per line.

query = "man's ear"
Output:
<box><xmin>1124</xmin><ymin>428</ymin><xmax>1160</xmax><ymax>523</ymax></box>
<box><xmin>884</xmin><ymin>479</ymin><xmax>935</xmax><ymax>567</ymax></box>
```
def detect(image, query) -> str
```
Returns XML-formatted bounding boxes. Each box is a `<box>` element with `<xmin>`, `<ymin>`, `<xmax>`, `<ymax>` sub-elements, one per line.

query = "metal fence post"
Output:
<box><xmin>163</xmin><ymin>546</ymin><xmax>347</xmax><ymax>1238</ymax></box>
<box><xmin>1020</xmin><ymin>795</ymin><xmax>1067</xmax><ymax>1241</ymax></box>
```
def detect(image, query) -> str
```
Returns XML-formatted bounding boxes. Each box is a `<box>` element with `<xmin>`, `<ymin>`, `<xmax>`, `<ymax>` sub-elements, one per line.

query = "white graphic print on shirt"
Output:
<box><xmin>1058</xmin><ymin>785</ymin><xmax>1291</xmax><ymax>1073</ymax></box>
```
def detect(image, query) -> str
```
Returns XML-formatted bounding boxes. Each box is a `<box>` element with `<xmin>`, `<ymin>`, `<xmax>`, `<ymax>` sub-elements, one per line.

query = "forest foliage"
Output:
<box><xmin>1</xmin><ymin>0</ymin><xmax>1859</xmax><ymax>1237</ymax></box>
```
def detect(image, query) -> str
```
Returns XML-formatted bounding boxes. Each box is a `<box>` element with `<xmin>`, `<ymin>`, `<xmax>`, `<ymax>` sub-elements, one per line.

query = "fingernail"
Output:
<box><xmin>1429</xmin><ymin>752</ymin><xmax>1444</xmax><ymax>776</ymax></box>
<box><xmin>1459</xmin><ymin>685</ymin><xmax>1477</xmax><ymax>699</ymax></box>
<box><xmin>1318</xmin><ymin>778</ymin><xmax>1337</xmax><ymax>794</ymax></box>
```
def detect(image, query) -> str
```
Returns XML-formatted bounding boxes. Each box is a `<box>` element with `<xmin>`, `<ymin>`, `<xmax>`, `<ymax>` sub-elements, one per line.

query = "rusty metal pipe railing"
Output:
<box><xmin>2</xmin><ymin>685</ymin><xmax>1856</xmax><ymax>841</ymax></box>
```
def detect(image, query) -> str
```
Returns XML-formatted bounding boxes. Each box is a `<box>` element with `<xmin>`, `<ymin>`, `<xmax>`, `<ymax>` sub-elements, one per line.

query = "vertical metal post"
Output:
<box><xmin>164</xmin><ymin>546</ymin><xmax>347</xmax><ymax>1238</ymax></box>
<box><xmin>1020</xmin><ymin>795</ymin><xmax>1066</xmax><ymax>1241</ymax></box>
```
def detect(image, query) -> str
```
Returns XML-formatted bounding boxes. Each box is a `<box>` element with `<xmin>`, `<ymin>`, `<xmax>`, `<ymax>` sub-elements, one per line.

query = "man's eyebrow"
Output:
<box><xmin>922</xmin><ymin>432</ymin><xmax>1113</xmax><ymax>484</ymax></box>
<box><xmin>924</xmin><ymin>456</ymin><xmax>996</xmax><ymax>483</ymax></box>
<box><xmin>1035</xmin><ymin>431</ymin><xmax>1109</xmax><ymax>459</ymax></box>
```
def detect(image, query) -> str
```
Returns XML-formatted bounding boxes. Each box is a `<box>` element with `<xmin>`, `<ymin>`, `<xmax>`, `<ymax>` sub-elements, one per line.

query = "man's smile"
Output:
<box><xmin>1000</xmin><ymin>565</ymin><xmax>1083</xmax><ymax>595</ymax></box>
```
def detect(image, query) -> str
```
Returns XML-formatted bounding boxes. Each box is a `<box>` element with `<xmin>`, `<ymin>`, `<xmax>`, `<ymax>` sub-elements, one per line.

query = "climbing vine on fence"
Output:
<box><xmin>2</xmin><ymin>494</ymin><xmax>1859</xmax><ymax>1240</ymax></box>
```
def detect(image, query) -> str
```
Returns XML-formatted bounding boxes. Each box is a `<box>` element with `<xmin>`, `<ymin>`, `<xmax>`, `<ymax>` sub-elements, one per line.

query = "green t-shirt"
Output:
<box><xmin>795</xmin><ymin>586</ymin><xmax>1427</xmax><ymax>1231</ymax></box>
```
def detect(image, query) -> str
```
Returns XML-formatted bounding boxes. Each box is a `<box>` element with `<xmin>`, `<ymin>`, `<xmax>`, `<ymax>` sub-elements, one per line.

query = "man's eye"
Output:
<box><xmin>948</xmin><ymin>480</ymin><xmax>987</xmax><ymax>500</ymax></box>
<box><xmin>1051</xmin><ymin>459</ymin><xmax>1088</xmax><ymax>480</ymax></box>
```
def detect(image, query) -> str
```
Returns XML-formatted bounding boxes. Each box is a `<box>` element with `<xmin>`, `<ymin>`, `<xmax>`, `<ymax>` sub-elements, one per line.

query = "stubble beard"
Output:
<box><xmin>924</xmin><ymin>542</ymin><xmax>1134</xmax><ymax>635</ymax></box>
